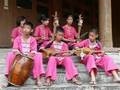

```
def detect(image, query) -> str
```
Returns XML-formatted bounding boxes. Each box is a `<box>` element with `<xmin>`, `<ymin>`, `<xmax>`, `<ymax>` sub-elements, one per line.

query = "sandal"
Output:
<box><xmin>0</xmin><ymin>84</ymin><xmax>5</xmax><ymax>89</ymax></box>
<box><xmin>113</xmin><ymin>79</ymin><xmax>120</xmax><ymax>83</ymax></box>
<box><xmin>89</xmin><ymin>81</ymin><xmax>96</xmax><ymax>85</ymax></box>
<box><xmin>72</xmin><ymin>79</ymin><xmax>82</xmax><ymax>85</ymax></box>
<box><xmin>36</xmin><ymin>80</ymin><xmax>42</xmax><ymax>87</ymax></box>
<box><xmin>44</xmin><ymin>80</ymin><xmax>53</xmax><ymax>86</ymax></box>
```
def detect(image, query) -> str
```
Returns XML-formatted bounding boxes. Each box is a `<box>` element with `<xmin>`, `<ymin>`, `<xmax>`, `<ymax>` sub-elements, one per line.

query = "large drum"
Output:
<box><xmin>8</xmin><ymin>54</ymin><xmax>33</xmax><ymax>86</ymax></box>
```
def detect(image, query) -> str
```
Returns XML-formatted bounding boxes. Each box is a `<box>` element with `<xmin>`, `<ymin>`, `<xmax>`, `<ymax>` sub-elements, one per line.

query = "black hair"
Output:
<box><xmin>89</xmin><ymin>28</ymin><xmax>98</xmax><ymax>35</ymax></box>
<box><xmin>39</xmin><ymin>14</ymin><xmax>49</xmax><ymax>23</ymax></box>
<box><xmin>16</xmin><ymin>16</ymin><xmax>26</xmax><ymax>26</ymax></box>
<box><xmin>55</xmin><ymin>27</ymin><xmax>64</xmax><ymax>33</ymax></box>
<box><xmin>45</xmin><ymin>27</ymin><xmax>64</xmax><ymax>49</ymax></box>
<box><xmin>65</xmin><ymin>13</ymin><xmax>73</xmax><ymax>20</ymax></box>
<box><xmin>24</xmin><ymin>21</ymin><xmax>33</xmax><ymax>29</ymax></box>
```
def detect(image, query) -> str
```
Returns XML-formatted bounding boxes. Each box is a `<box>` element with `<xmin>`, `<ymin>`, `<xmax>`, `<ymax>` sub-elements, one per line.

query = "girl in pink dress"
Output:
<box><xmin>6</xmin><ymin>21</ymin><xmax>45</xmax><ymax>86</ymax></box>
<box><xmin>62</xmin><ymin>15</ymin><xmax>78</xmax><ymax>49</ymax></box>
<box><xmin>74</xmin><ymin>29</ymin><xmax>120</xmax><ymax>85</ymax></box>
<box><xmin>34</xmin><ymin>15</ymin><xmax>52</xmax><ymax>51</ymax></box>
<box><xmin>41</xmin><ymin>27</ymin><xmax>81</xmax><ymax>86</ymax></box>
<box><xmin>11</xmin><ymin>16</ymin><xmax>27</xmax><ymax>42</ymax></box>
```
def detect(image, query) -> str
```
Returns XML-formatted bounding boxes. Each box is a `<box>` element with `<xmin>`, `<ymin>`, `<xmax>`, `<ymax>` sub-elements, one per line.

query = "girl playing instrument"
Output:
<box><xmin>34</xmin><ymin>15</ymin><xmax>52</xmax><ymax>51</ymax></box>
<box><xmin>62</xmin><ymin>14</ymin><xmax>79</xmax><ymax>49</ymax></box>
<box><xmin>74</xmin><ymin>28</ymin><xmax>120</xmax><ymax>85</ymax></box>
<box><xmin>41</xmin><ymin>27</ymin><xmax>81</xmax><ymax>86</ymax></box>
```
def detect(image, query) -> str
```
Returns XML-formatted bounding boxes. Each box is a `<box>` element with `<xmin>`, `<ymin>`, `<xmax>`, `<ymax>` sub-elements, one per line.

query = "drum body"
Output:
<box><xmin>8</xmin><ymin>54</ymin><xmax>33</xmax><ymax>86</ymax></box>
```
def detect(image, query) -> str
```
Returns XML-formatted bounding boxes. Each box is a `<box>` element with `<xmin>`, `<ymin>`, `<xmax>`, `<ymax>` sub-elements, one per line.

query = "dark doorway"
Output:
<box><xmin>112</xmin><ymin>0</ymin><xmax>120</xmax><ymax>47</ymax></box>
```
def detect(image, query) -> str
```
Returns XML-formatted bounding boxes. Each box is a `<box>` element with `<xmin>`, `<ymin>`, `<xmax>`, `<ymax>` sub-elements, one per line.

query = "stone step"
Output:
<box><xmin>3</xmin><ymin>83</ymin><xmax>120</xmax><ymax>90</ymax></box>
<box><xmin>23</xmin><ymin>73</ymin><xmax>116</xmax><ymax>84</ymax></box>
<box><xmin>1</xmin><ymin>49</ymin><xmax>120</xmax><ymax>90</ymax></box>
<box><xmin>0</xmin><ymin>65</ymin><xmax>119</xmax><ymax>85</ymax></box>
<box><xmin>1</xmin><ymin>63</ymin><xmax>120</xmax><ymax>73</ymax></box>
<box><xmin>0</xmin><ymin>74</ymin><xmax>120</xmax><ymax>90</ymax></box>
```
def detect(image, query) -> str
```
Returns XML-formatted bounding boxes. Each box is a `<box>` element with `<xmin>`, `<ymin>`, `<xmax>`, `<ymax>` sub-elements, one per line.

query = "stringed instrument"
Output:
<box><xmin>41</xmin><ymin>48</ymin><xmax>75</xmax><ymax>59</ymax></box>
<box><xmin>52</xmin><ymin>11</ymin><xmax>59</xmax><ymax>40</ymax></box>
<box><xmin>41</xmin><ymin>11</ymin><xmax>59</xmax><ymax>60</ymax></box>
<box><xmin>74</xmin><ymin>47</ymin><xmax>92</xmax><ymax>56</ymax></box>
<box><xmin>74</xmin><ymin>47</ymin><xmax>120</xmax><ymax>57</ymax></box>
<box><xmin>77</xmin><ymin>14</ymin><xmax>83</xmax><ymax>42</ymax></box>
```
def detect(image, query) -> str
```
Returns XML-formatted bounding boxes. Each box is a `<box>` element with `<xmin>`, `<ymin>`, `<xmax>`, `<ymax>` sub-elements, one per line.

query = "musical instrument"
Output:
<box><xmin>74</xmin><ymin>47</ymin><xmax>92</xmax><ymax>56</ymax></box>
<box><xmin>41</xmin><ymin>11</ymin><xmax>60</xmax><ymax>60</ymax></box>
<box><xmin>77</xmin><ymin>14</ymin><xmax>83</xmax><ymax>41</ymax></box>
<box><xmin>74</xmin><ymin>47</ymin><xmax>120</xmax><ymax>56</ymax></box>
<box><xmin>52</xmin><ymin>11</ymin><xmax>59</xmax><ymax>40</ymax></box>
<box><xmin>41</xmin><ymin>48</ymin><xmax>55</xmax><ymax>59</ymax></box>
<box><xmin>8</xmin><ymin>54</ymin><xmax>33</xmax><ymax>86</ymax></box>
<box><xmin>41</xmin><ymin>48</ymin><xmax>76</xmax><ymax>59</ymax></box>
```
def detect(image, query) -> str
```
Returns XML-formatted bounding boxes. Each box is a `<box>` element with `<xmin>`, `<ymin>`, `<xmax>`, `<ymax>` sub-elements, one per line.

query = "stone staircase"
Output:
<box><xmin>0</xmin><ymin>49</ymin><xmax>120</xmax><ymax>90</ymax></box>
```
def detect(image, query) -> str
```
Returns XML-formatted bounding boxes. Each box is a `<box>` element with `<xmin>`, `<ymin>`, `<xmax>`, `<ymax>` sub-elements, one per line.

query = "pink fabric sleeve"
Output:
<box><xmin>75</xmin><ymin>39</ymin><xmax>87</xmax><ymax>48</ymax></box>
<box><xmin>12</xmin><ymin>37</ymin><xmax>21</xmax><ymax>53</ymax></box>
<box><xmin>73</xmin><ymin>27</ymin><xmax>77</xmax><ymax>38</ymax></box>
<box><xmin>48</xmin><ymin>28</ymin><xmax>52</xmax><ymax>37</ymax></box>
<box><xmin>34</xmin><ymin>26</ymin><xmax>41</xmax><ymax>37</ymax></box>
<box><xmin>13</xmin><ymin>37</ymin><xmax>19</xmax><ymax>49</ymax></box>
<box><xmin>30</xmin><ymin>37</ymin><xmax>37</xmax><ymax>53</ymax></box>
<box><xmin>63</xmin><ymin>43</ymin><xmax>69</xmax><ymax>51</ymax></box>
<box><xmin>62</xmin><ymin>26</ymin><xmax>67</xmax><ymax>38</ymax></box>
<box><xmin>97</xmin><ymin>41</ymin><xmax>103</xmax><ymax>50</ymax></box>
<box><xmin>11</xmin><ymin>28</ymin><xmax>18</xmax><ymax>39</ymax></box>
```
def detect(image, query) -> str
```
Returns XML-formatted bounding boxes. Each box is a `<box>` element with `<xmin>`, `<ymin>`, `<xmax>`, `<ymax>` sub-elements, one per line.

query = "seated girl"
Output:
<box><xmin>40</xmin><ymin>27</ymin><xmax>81</xmax><ymax>86</ymax></box>
<box><xmin>74</xmin><ymin>28</ymin><xmax>120</xmax><ymax>85</ymax></box>
<box><xmin>6</xmin><ymin>21</ymin><xmax>45</xmax><ymax>86</ymax></box>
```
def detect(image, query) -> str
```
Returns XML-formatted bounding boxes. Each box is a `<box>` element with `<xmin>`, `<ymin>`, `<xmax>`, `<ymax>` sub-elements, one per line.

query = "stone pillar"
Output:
<box><xmin>99</xmin><ymin>0</ymin><xmax>113</xmax><ymax>47</ymax></box>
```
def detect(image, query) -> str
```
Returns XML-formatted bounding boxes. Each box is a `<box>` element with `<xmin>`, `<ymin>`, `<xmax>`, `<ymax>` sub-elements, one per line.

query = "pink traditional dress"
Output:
<box><xmin>63</xmin><ymin>25</ymin><xmax>77</xmax><ymax>49</ymax></box>
<box><xmin>45</xmin><ymin>41</ymin><xmax>78</xmax><ymax>80</ymax></box>
<box><xmin>34</xmin><ymin>25</ymin><xmax>52</xmax><ymax>51</ymax></box>
<box><xmin>6</xmin><ymin>36</ymin><xmax>45</xmax><ymax>79</ymax></box>
<box><xmin>75</xmin><ymin>39</ymin><xmax>119</xmax><ymax>76</ymax></box>
<box><xmin>11</xmin><ymin>26</ymin><xmax>22</xmax><ymax>41</ymax></box>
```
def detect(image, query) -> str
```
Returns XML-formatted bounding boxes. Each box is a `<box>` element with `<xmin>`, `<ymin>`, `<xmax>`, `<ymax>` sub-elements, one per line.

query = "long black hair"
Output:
<box><xmin>16</xmin><ymin>16</ymin><xmax>27</xmax><ymax>26</ymax></box>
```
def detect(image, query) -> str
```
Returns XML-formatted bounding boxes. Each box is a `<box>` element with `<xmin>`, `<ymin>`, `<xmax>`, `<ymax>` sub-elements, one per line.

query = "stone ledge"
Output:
<box><xmin>4</xmin><ymin>83</ymin><xmax>120</xmax><ymax>90</ymax></box>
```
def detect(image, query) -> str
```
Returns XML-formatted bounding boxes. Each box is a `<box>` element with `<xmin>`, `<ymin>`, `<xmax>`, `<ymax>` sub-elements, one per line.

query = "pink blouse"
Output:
<box><xmin>11</xmin><ymin>26</ymin><xmax>22</xmax><ymax>40</ymax></box>
<box><xmin>34</xmin><ymin>25</ymin><xmax>52</xmax><ymax>41</ymax></box>
<box><xmin>63</xmin><ymin>25</ymin><xmax>77</xmax><ymax>40</ymax></box>
<box><xmin>13</xmin><ymin>36</ymin><xmax>37</xmax><ymax>54</ymax></box>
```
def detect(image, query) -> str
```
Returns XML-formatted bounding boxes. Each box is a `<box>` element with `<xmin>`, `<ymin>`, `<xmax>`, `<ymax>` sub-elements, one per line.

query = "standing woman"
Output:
<box><xmin>34</xmin><ymin>15</ymin><xmax>52</xmax><ymax>51</ymax></box>
<box><xmin>11</xmin><ymin>16</ymin><xmax>27</xmax><ymax>42</ymax></box>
